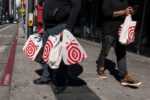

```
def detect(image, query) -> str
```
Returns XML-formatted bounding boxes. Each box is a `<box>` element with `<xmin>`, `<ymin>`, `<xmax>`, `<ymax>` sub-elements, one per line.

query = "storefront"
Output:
<box><xmin>77</xmin><ymin>0</ymin><xmax>150</xmax><ymax>57</ymax></box>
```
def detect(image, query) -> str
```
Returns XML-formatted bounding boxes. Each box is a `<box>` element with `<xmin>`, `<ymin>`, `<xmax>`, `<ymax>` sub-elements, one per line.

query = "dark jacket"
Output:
<box><xmin>102</xmin><ymin>0</ymin><xmax>129</xmax><ymax>37</ymax></box>
<box><xmin>43</xmin><ymin>0</ymin><xmax>81</xmax><ymax>31</ymax></box>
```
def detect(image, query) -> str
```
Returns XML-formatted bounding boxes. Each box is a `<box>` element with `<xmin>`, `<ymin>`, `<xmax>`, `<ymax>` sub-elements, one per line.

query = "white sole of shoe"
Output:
<box><xmin>121</xmin><ymin>82</ymin><xmax>142</xmax><ymax>86</ymax></box>
<box><xmin>97</xmin><ymin>74</ymin><xmax>107</xmax><ymax>79</ymax></box>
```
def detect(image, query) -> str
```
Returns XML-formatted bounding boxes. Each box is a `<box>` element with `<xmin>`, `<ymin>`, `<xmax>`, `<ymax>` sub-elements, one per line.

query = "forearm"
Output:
<box><xmin>113</xmin><ymin>10</ymin><xmax>125</xmax><ymax>17</ymax></box>
<box><xmin>113</xmin><ymin>7</ymin><xmax>134</xmax><ymax>18</ymax></box>
<box><xmin>38</xmin><ymin>28</ymin><xmax>44</xmax><ymax>34</ymax></box>
<box><xmin>66</xmin><ymin>0</ymin><xmax>81</xmax><ymax>32</ymax></box>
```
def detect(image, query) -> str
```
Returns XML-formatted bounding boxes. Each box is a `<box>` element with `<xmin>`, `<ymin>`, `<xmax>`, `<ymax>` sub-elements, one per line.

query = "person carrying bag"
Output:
<box><xmin>96</xmin><ymin>0</ymin><xmax>141</xmax><ymax>87</ymax></box>
<box><xmin>33</xmin><ymin>0</ymin><xmax>82</xmax><ymax>93</ymax></box>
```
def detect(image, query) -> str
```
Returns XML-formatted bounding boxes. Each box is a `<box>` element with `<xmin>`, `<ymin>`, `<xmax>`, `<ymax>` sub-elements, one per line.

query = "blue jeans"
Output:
<box><xmin>97</xmin><ymin>36</ymin><xmax>127</xmax><ymax>78</ymax></box>
<box><xmin>41</xmin><ymin>24</ymin><xmax>66</xmax><ymax>81</ymax></box>
<box><xmin>41</xmin><ymin>64</ymin><xmax>52</xmax><ymax>81</ymax></box>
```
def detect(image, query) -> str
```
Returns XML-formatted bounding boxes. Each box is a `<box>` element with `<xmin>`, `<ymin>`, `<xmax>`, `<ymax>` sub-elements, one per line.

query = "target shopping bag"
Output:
<box><xmin>62</xmin><ymin>30</ymin><xmax>87</xmax><ymax>65</ymax></box>
<box><xmin>23</xmin><ymin>34</ymin><xmax>43</xmax><ymax>60</ymax></box>
<box><xmin>118</xmin><ymin>14</ymin><xmax>136</xmax><ymax>45</ymax></box>
<box><xmin>48</xmin><ymin>41</ymin><xmax>62</xmax><ymax>69</ymax></box>
<box><xmin>42</xmin><ymin>34</ymin><xmax>62</xmax><ymax>69</ymax></box>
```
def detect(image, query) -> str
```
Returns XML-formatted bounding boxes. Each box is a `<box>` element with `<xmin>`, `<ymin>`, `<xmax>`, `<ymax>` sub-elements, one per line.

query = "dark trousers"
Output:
<box><xmin>97</xmin><ymin>36</ymin><xmax>127</xmax><ymax>78</ymax></box>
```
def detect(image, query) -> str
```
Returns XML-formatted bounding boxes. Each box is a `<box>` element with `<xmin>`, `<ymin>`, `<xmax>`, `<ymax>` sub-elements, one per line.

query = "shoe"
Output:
<box><xmin>33</xmin><ymin>78</ymin><xmax>51</xmax><ymax>85</ymax></box>
<box><xmin>120</xmin><ymin>74</ymin><xmax>142</xmax><ymax>87</ymax></box>
<box><xmin>97</xmin><ymin>67</ymin><xmax>107</xmax><ymax>79</ymax></box>
<box><xmin>54</xmin><ymin>86</ymin><xmax>67</xmax><ymax>94</ymax></box>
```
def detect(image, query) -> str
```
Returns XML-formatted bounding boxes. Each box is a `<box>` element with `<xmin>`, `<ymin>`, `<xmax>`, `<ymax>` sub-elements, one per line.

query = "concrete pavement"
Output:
<box><xmin>6</xmin><ymin>26</ymin><xmax>150</xmax><ymax>100</ymax></box>
<box><xmin>0</xmin><ymin>24</ymin><xmax>18</xmax><ymax>100</ymax></box>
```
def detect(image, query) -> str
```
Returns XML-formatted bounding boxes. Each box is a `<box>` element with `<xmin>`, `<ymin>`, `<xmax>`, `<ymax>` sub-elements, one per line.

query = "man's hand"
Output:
<box><xmin>124</xmin><ymin>6</ymin><xmax>135</xmax><ymax>15</ymax></box>
<box><xmin>33</xmin><ymin>33</ymin><xmax>41</xmax><ymax>37</ymax></box>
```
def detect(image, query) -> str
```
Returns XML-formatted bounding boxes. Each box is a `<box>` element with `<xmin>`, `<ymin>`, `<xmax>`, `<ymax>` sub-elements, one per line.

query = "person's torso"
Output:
<box><xmin>43</xmin><ymin>0</ymin><xmax>71</xmax><ymax>26</ymax></box>
<box><xmin>111</xmin><ymin>0</ymin><xmax>128</xmax><ymax>11</ymax></box>
<box><xmin>43</xmin><ymin>0</ymin><xmax>71</xmax><ymax>10</ymax></box>
<box><xmin>102</xmin><ymin>0</ymin><xmax>129</xmax><ymax>36</ymax></box>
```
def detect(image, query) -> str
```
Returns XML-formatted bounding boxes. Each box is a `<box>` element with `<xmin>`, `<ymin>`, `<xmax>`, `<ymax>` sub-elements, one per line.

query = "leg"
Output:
<box><xmin>97</xmin><ymin>36</ymin><xmax>115</xmax><ymax>69</ymax></box>
<box><xmin>33</xmin><ymin>30</ymin><xmax>52</xmax><ymax>84</ymax></box>
<box><xmin>41</xmin><ymin>64</ymin><xmax>52</xmax><ymax>81</ymax></box>
<box><xmin>115</xmin><ymin>39</ymin><xmax>127</xmax><ymax>79</ymax></box>
<box><xmin>96</xmin><ymin>36</ymin><xmax>115</xmax><ymax>78</ymax></box>
<box><xmin>52</xmin><ymin>61</ymin><xmax>68</xmax><ymax>93</ymax></box>
<box><xmin>115</xmin><ymin>39</ymin><xmax>142</xmax><ymax>86</ymax></box>
<box><xmin>33</xmin><ymin>64</ymin><xmax>52</xmax><ymax>85</ymax></box>
<box><xmin>34</xmin><ymin>24</ymin><xmax>66</xmax><ymax>84</ymax></box>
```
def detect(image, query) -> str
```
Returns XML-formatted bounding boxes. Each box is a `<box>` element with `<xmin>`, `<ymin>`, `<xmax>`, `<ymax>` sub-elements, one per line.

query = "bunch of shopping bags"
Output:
<box><xmin>23</xmin><ymin>30</ymin><xmax>87</xmax><ymax>69</ymax></box>
<box><xmin>118</xmin><ymin>14</ymin><xmax>137</xmax><ymax>45</ymax></box>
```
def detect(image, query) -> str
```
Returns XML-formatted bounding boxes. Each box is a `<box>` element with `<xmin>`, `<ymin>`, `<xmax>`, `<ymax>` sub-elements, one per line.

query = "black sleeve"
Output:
<box><xmin>102</xmin><ymin>0</ymin><xmax>114</xmax><ymax>18</ymax></box>
<box><xmin>66</xmin><ymin>0</ymin><xmax>81</xmax><ymax>32</ymax></box>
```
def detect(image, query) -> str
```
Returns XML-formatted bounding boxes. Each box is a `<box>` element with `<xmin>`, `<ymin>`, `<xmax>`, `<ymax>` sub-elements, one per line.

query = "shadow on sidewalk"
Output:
<box><xmin>104</xmin><ymin>59</ymin><xmax>139</xmax><ymax>89</ymax></box>
<box><xmin>56</xmin><ymin>63</ymin><xmax>101</xmax><ymax>100</ymax></box>
<box><xmin>35</xmin><ymin>63</ymin><xmax>101</xmax><ymax>100</ymax></box>
<box><xmin>35</xmin><ymin>63</ymin><xmax>87</xmax><ymax>87</ymax></box>
<box><xmin>105</xmin><ymin>59</ymin><xmax>120</xmax><ymax>81</ymax></box>
<box><xmin>66</xmin><ymin>63</ymin><xmax>86</xmax><ymax>87</ymax></box>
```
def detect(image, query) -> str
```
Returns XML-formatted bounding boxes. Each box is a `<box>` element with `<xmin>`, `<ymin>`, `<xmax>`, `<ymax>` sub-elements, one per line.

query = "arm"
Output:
<box><xmin>34</xmin><ymin>28</ymin><xmax>44</xmax><ymax>37</ymax></box>
<box><xmin>60</xmin><ymin>0</ymin><xmax>81</xmax><ymax>39</ymax></box>
<box><xmin>113</xmin><ymin>7</ymin><xmax>134</xmax><ymax>17</ymax></box>
<box><xmin>66</xmin><ymin>0</ymin><xmax>81</xmax><ymax>32</ymax></box>
<box><xmin>113</xmin><ymin>10</ymin><xmax>125</xmax><ymax>17</ymax></box>
<box><xmin>102</xmin><ymin>0</ymin><xmax>134</xmax><ymax>18</ymax></box>
<box><xmin>37</xmin><ymin>28</ymin><xmax>44</xmax><ymax>34</ymax></box>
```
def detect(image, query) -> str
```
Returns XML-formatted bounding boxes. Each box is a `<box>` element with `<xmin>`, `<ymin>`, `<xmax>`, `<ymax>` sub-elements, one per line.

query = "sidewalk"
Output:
<box><xmin>9</xmin><ymin>26</ymin><xmax>150</xmax><ymax>100</ymax></box>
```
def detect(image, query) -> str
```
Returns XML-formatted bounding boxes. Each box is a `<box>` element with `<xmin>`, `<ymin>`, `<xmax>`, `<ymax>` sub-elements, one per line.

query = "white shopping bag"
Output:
<box><xmin>42</xmin><ymin>34</ymin><xmax>62</xmax><ymax>69</ymax></box>
<box><xmin>48</xmin><ymin>41</ymin><xmax>62</xmax><ymax>69</ymax></box>
<box><xmin>119</xmin><ymin>15</ymin><xmax>136</xmax><ymax>45</ymax></box>
<box><xmin>23</xmin><ymin>34</ymin><xmax>43</xmax><ymax>60</ymax></box>
<box><xmin>62</xmin><ymin>29</ymin><xmax>87</xmax><ymax>65</ymax></box>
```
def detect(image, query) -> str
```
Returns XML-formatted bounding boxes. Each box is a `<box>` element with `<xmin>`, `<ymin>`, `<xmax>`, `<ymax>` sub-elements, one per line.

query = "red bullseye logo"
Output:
<box><xmin>66</xmin><ymin>40</ymin><xmax>83</xmax><ymax>64</ymax></box>
<box><xmin>42</xmin><ymin>39</ymin><xmax>53</xmax><ymax>63</ymax></box>
<box><xmin>128</xmin><ymin>26</ymin><xmax>135</xmax><ymax>43</ymax></box>
<box><xmin>24</xmin><ymin>39</ymin><xmax>37</xmax><ymax>59</ymax></box>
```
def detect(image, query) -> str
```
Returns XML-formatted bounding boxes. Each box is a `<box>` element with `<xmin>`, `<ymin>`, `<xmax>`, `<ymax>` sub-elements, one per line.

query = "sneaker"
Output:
<box><xmin>120</xmin><ymin>74</ymin><xmax>142</xmax><ymax>86</ymax></box>
<box><xmin>54</xmin><ymin>86</ymin><xmax>67</xmax><ymax>94</ymax></box>
<box><xmin>33</xmin><ymin>78</ymin><xmax>51</xmax><ymax>85</ymax></box>
<box><xmin>97</xmin><ymin>68</ymin><xmax>107</xmax><ymax>79</ymax></box>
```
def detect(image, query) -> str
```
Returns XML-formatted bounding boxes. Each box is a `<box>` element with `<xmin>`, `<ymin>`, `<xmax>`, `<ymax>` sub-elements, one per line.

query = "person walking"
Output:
<box><xmin>33</xmin><ymin>0</ymin><xmax>81</xmax><ymax>93</ymax></box>
<box><xmin>96</xmin><ymin>0</ymin><xmax>142</xmax><ymax>87</ymax></box>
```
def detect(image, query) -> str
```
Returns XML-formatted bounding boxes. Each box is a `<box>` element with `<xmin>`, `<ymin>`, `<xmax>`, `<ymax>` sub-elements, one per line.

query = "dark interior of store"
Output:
<box><xmin>75</xmin><ymin>0</ymin><xmax>150</xmax><ymax>57</ymax></box>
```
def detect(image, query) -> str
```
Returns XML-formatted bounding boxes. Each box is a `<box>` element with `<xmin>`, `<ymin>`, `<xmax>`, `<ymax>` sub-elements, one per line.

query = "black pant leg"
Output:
<box><xmin>115</xmin><ymin>38</ymin><xmax>127</xmax><ymax>78</ymax></box>
<box><xmin>96</xmin><ymin>36</ymin><xmax>115</xmax><ymax>69</ymax></box>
